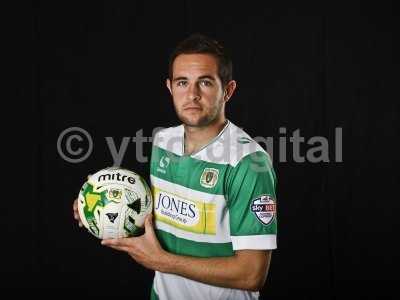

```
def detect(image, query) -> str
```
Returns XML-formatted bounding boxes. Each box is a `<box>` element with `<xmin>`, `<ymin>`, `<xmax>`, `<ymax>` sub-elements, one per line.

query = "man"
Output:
<box><xmin>73</xmin><ymin>34</ymin><xmax>277</xmax><ymax>299</ymax></box>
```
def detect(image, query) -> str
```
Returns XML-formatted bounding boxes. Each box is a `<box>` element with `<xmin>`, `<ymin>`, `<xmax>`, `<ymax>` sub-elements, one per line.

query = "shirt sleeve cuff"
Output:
<box><xmin>231</xmin><ymin>235</ymin><xmax>277</xmax><ymax>250</ymax></box>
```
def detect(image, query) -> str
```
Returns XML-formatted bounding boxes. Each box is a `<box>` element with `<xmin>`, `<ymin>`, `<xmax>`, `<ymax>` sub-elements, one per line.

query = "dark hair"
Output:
<box><xmin>168</xmin><ymin>34</ymin><xmax>233</xmax><ymax>87</ymax></box>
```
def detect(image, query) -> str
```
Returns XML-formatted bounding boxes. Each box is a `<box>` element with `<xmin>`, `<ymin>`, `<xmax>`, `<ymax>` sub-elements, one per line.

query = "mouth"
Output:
<box><xmin>183</xmin><ymin>106</ymin><xmax>202</xmax><ymax>111</ymax></box>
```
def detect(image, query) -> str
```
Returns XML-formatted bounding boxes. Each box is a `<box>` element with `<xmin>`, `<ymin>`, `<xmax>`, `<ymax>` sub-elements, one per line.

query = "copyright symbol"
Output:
<box><xmin>57</xmin><ymin>127</ymin><xmax>93</xmax><ymax>163</ymax></box>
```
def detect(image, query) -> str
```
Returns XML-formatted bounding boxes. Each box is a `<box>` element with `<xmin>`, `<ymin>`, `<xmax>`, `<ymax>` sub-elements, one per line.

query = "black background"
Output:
<box><xmin>6</xmin><ymin>1</ymin><xmax>399</xmax><ymax>299</ymax></box>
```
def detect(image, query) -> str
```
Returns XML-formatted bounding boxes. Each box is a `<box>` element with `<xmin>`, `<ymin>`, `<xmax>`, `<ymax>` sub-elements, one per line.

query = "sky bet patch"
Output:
<box><xmin>250</xmin><ymin>195</ymin><xmax>276</xmax><ymax>226</ymax></box>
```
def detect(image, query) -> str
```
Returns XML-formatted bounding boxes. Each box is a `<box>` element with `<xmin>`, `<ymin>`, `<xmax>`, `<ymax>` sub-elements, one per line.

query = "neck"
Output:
<box><xmin>184</xmin><ymin>116</ymin><xmax>227</xmax><ymax>155</ymax></box>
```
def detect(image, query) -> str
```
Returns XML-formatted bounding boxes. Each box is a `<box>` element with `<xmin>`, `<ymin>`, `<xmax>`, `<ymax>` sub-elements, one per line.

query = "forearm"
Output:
<box><xmin>159</xmin><ymin>251</ymin><xmax>268</xmax><ymax>291</ymax></box>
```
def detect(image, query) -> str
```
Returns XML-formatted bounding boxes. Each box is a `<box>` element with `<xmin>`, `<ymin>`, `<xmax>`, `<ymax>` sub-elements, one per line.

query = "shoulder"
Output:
<box><xmin>224</xmin><ymin>124</ymin><xmax>276</xmax><ymax>198</ymax></box>
<box><xmin>222</xmin><ymin>121</ymin><xmax>272</xmax><ymax>168</ymax></box>
<box><xmin>192</xmin><ymin>121</ymin><xmax>272</xmax><ymax>167</ymax></box>
<box><xmin>152</xmin><ymin>124</ymin><xmax>183</xmax><ymax>155</ymax></box>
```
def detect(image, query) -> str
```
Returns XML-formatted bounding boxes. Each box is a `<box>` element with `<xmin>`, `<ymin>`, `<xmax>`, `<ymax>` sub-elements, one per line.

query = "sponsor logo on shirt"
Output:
<box><xmin>200</xmin><ymin>168</ymin><xmax>219</xmax><ymax>188</ymax></box>
<box><xmin>157</xmin><ymin>155</ymin><xmax>170</xmax><ymax>174</ymax></box>
<box><xmin>250</xmin><ymin>195</ymin><xmax>276</xmax><ymax>226</ymax></box>
<box><xmin>153</xmin><ymin>187</ymin><xmax>216</xmax><ymax>234</ymax></box>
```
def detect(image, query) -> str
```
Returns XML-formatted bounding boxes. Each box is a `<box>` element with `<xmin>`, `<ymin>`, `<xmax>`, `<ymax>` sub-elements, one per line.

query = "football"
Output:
<box><xmin>77</xmin><ymin>167</ymin><xmax>153</xmax><ymax>239</ymax></box>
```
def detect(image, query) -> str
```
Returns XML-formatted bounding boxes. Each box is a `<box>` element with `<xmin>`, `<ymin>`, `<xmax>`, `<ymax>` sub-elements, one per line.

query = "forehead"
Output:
<box><xmin>172</xmin><ymin>54</ymin><xmax>218</xmax><ymax>78</ymax></box>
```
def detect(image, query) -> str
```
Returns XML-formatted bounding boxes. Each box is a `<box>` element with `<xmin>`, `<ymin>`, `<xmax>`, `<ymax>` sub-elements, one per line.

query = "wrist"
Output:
<box><xmin>158</xmin><ymin>251</ymin><xmax>176</xmax><ymax>273</ymax></box>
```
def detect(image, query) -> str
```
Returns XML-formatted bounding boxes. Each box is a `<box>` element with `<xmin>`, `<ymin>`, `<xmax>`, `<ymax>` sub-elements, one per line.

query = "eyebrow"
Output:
<box><xmin>172</xmin><ymin>75</ymin><xmax>216</xmax><ymax>82</ymax></box>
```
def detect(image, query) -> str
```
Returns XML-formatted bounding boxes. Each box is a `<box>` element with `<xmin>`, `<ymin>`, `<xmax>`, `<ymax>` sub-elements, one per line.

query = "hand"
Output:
<box><xmin>72</xmin><ymin>198</ymin><xmax>83</xmax><ymax>227</ymax></box>
<box><xmin>101</xmin><ymin>214</ymin><xmax>169</xmax><ymax>272</ymax></box>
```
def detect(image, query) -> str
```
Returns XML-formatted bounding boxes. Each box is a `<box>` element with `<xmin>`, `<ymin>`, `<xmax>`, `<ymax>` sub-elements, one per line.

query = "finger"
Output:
<box><xmin>103</xmin><ymin>244</ymin><xmax>130</xmax><ymax>253</ymax></box>
<box><xmin>145</xmin><ymin>214</ymin><xmax>153</xmax><ymax>227</ymax></box>
<box><xmin>101</xmin><ymin>238</ymin><xmax>130</xmax><ymax>247</ymax></box>
<box><xmin>78</xmin><ymin>222</ymin><xmax>83</xmax><ymax>227</ymax></box>
<box><xmin>74</xmin><ymin>213</ymin><xmax>82</xmax><ymax>223</ymax></box>
<box><xmin>101</xmin><ymin>239</ymin><xmax>132</xmax><ymax>252</ymax></box>
<box><xmin>144</xmin><ymin>214</ymin><xmax>155</xmax><ymax>234</ymax></box>
<box><xmin>147</xmin><ymin>213</ymin><xmax>153</xmax><ymax>223</ymax></box>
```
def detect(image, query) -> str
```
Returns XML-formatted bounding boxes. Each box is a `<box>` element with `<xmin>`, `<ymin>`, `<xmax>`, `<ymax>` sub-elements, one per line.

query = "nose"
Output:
<box><xmin>188</xmin><ymin>83</ymin><xmax>201</xmax><ymax>102</ymax></box>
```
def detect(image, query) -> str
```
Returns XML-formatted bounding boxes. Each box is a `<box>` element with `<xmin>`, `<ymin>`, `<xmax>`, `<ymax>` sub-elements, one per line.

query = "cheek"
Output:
<box><xmin>205</xmin><ymin>88</ymin><xmax>223</xmax><ymax>101</ymax></box>
<box><xmin>172</xmin><ymin>93</ymin><xmax>184</xmax><ymax>110</ymax></box>
<box><xmin>171</xmin><ymin>90</ymin><xmax>185</xmax><ymax>104</ymax></box>
<box><xmin>204</xmin><ymin>92</ymin><xmax>224</xmax><ymax>108</ymax></box>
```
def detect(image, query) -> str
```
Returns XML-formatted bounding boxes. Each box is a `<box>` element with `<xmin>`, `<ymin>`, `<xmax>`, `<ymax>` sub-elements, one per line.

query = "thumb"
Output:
<box><xmin>144</xmin><ymin>214</ymin><xmax>154</xmax><ymax>234</ymax></box>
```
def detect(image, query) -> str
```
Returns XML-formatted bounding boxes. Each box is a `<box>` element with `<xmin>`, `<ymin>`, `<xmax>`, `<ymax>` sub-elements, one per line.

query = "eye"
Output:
<box><xmin>200</xmin><ymin>80</ymin><xmax>212</xmax><ymax>87</ymax></box>
<box><xmin>176</xmin><ymin>81</ymin><xmax>188</xmax><ymax>87</ymax></box>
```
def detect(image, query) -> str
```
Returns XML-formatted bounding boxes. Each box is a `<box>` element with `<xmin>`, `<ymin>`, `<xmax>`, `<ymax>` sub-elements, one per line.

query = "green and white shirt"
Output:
<box><xmin>150</xmin><ymin>120</ymin><xmax>277</xmax><ymax>300</ymax></box>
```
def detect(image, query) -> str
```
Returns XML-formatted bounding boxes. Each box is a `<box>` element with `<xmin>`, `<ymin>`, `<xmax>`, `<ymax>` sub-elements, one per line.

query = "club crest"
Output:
<box><xmin>200</xmin><ymin>168</ymin><xmax>219</xmax><ymax>188</ymax></box>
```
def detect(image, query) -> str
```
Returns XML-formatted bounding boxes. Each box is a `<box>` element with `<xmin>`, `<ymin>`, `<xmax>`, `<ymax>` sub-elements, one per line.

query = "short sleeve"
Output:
<box><xmin>226</xmin><ymin>151</ymin><xmax>278</xmax><ymax>250</ymax></box>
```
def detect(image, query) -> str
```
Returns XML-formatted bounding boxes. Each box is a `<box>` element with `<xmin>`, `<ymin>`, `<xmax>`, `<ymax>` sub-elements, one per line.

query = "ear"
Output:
<box><xmin>223</xmin><ymin>80</ymin><xmax>237</xmax><ymax>102</ymax></box>
<box><xmin>166</xmin><ymin>78</ymin><xmax>172</xmax><ymax>95</ymax></box>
